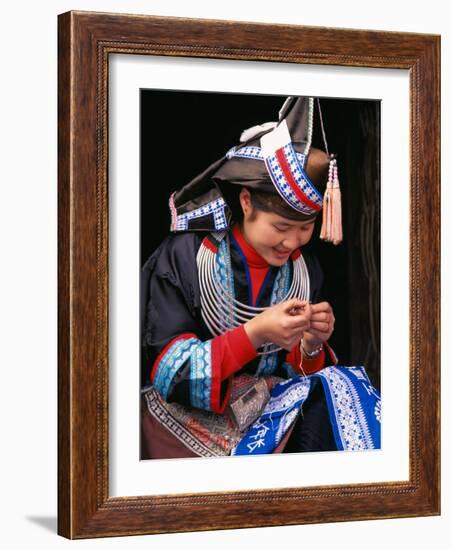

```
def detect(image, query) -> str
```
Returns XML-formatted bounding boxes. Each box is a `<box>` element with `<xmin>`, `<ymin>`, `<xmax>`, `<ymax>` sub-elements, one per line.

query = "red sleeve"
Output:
<box><xmin>151</xmin><ymin>326</ymin><xmax>258</xmax><ymax>415</ymax></box>
<box><xmin>210</xmin><ymin>325</ymin><xmax>258</xmax><ymax>413</ymax></box>
<box><xmin>212</xmin><ymin>324</ymin><xmax>258</xmax><ymax>382</ymax></box>
<box><xmin>285</xmin><ymin>339</ymin><xmax>338</xmax><ymax>376</ymax></box>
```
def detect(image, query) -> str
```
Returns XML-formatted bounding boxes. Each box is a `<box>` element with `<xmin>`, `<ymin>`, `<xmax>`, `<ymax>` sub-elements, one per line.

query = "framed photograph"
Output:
<box><xmin>58</xmin><ymin>11</ymin><xmax>440</xmax><ymax>538</ymax></box>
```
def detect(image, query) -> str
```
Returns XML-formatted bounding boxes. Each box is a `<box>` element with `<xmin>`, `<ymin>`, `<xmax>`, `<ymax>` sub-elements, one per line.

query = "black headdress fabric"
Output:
<box><xmin>168</xmin><ymin>96</ymin><xmax>330</xmax><ymax>233</ymax></box>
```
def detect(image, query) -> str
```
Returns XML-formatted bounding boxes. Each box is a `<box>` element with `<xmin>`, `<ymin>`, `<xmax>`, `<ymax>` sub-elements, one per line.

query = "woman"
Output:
<box><xmin>141</xmin><ymin>97</ymin><xmax>380</xmax><ymax>458</ymax></box>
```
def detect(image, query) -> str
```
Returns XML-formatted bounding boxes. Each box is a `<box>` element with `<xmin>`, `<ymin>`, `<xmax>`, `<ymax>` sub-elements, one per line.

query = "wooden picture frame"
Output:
<box><xmin>58</xmin><ymin>11</ymin><xmax>440</xmax><ymax>538</ymax></box>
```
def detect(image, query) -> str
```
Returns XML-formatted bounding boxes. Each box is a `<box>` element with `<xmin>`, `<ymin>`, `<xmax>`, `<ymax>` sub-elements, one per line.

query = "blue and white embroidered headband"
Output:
<box><xmin>225</xmin><ymin>99</ymin><xmax>323</xmax><ymax>217</ymax></box>
<box><xmin>168</xmin><ymin>96</ymin><xmax>343</xmax><ymax>244</ymax></box>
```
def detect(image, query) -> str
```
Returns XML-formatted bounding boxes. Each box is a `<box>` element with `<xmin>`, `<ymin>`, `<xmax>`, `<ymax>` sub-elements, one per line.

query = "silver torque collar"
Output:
<box><xmin>196</xmin><ymin>234</ymin><xmax>310</xmax><ymax>355</ymax></box>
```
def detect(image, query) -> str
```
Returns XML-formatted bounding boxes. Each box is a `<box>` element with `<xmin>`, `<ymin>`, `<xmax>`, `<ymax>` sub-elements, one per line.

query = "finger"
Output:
<box><xmin>286</xmin><ymin>306</ymin><xmax>310</xmax><ymax>319</ymax></box>
<box><xmin>286</xmin><ymin>310</ymin><xmax>308</xmax><ymax>322</ymax></box>
<box><xmin>283</xmin><ymin>336</ymin><xmax>304</xmax><ymax>351</ymax></box>
<box><xmin>311</xmin><ymin>311</ymin><xmax>330</xmax><ymax>323</ymax></box>
<box><xmin>304</xmin><ymin>330</ymin><xmax>325</xmax><ymax>341</ymax></box>
<box><xmin>285</xmin><ymin>316</ymin><xmax>311</xmax><ymax>330</ymax></box>
<box><xmin>306</xmin><ymin>327</ymin><xmax>332</xmax><ymax>340</ymax></box>
<box><xmin>283</xmin><ymin>298</ymin><xmax>309</xmax><ymax>313</ymax></box>
<box><xmin>310</xmin><ymin>321</ymin><xmax>330</xmax><ymax>332</ymax></box>
<box><xmin>310</xmin><ymin>327</ymin><xmax>333</xmax><ymax>340</ymax></box>
<box><xmin>311</xmin><ymin>302</ymin><xmax>332</xmax><ymax>314</ymax></box>
<box><xmin>287</xmin><ymin>307</ymin><xmax>304</xmax><ymax>316</ymax></box>
<box><xmin>286</xmin><ymin>308</ymin><xmax>311</xmax><ymax>320</ymax></box>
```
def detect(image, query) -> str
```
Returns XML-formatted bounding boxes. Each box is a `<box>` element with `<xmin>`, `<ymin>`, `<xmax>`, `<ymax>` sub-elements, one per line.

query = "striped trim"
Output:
<box><xmin>226</xmin><ymin>144</ymin><xmax>306</xmax><ymax>165</ymax></box>
<box><xmin>189</xmin><ymin>340</ymin><xmax>213</xmax><ymax>410</ymax></box>
<box><xmin>317</xmin><ymin>367</ymin><xmax>375</xmax><ymax>451</ymax></box>
<box><xmin>143</xmin><ymin>388</ymin><xmax>220</xmax><ymax>457</ymax></box>
<box><xmin>169</xmin><ymin>196</ymin><xmax>228</xmax><ymax>232</ymax></box>
<box><xmin>151</xmin><ymin>333</ymin><xmax>197</xmax><ymax>382</ymax></box>
<box><xmin>265</xmin><ymin>143</ymin><xmax>323</xmax><ymax>215</ymax></box>
<box><xmin>152</xmin><ymin>332</ymin><xmax>225</xmax><ymax>413</ymax></box>
<box><xmin>152</xmin><ymin>336</ymin><xmax>198</xmax><ymax>400</ymax></box>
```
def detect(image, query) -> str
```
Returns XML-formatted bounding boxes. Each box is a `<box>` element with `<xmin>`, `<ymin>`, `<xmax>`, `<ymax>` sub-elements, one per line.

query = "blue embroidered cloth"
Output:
<box><xmin>231</xmin><ymin>366</ymin><xmax>381</xmax><ymax>455</ymax></box>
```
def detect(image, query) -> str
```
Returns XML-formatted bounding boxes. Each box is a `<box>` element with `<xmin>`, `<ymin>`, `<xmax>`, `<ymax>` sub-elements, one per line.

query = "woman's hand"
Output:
<box><xmin>302</xmin><ymin>301</ymin><xmax>335</xmax><ymax>352</ymax></box>
<box><xmin>244</xmin><ymin>298</ymin><xmax>311</xmax><ymax>351</ymax></box>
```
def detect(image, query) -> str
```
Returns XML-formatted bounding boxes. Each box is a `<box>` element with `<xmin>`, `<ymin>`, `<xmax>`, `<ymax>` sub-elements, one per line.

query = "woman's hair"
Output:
<box><xmin>223</xmin><ymin>185</ymin><xmax>317</xmax><ymax>223</ymax></box>
<box><xmin>248</xmin><ymin>188</ymin><xmax>317</xmax><ymax>222</ymax></box>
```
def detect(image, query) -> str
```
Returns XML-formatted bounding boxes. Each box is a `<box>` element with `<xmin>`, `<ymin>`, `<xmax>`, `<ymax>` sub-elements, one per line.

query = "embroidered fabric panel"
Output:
<box><xmin>153</xmin><ymin>335</ymin><xmax>218</xmax><ymax>412</ymax></box>
<box><xmin>215</xmin><ymin>235</ymin><xmax>237</xmax><ymax>328</ymax></box>
<box><xmin>170</xmin><ymin>195</ymin><xmax>229</xmax><ymax>232</ymax></box>
<box><xmin>255</xmin><ymin>347</ymin><xmax>279</xmax><ymax>376</ymax></box>
<box><xmin>272</xmin><ymin>259</ymin><xmax>292</xmax><ymax>300</ymax></box>
<box><xmin>189</xmin><ymin>340</ymin><xmax>213</xmax><ymax>410</ymax></box>
<box><xmin>231</xmin><ymin>376</ymin><xmax>310</xmax><ymax>454</ymax></box>
<box><xmin>282</xmin><ymin>361</ymin><xmax>300</xmax><ymax>379</ymax></box>
<box><xmin>226</xmin><ymin>145</ymin><xmax>306</xmax><ymax>166</ymax></box>
<box><xmin>316</xmin><ymin>366</ymin><xmax>381</xmax><ymax>451</ymax></box>
<box><xmin>264</xmin><ymin>143</ymin><xmax>323</xmax><ymax>215</ymax></box>
<box><xmin>232</xmin><ymin>366</ymin><xmax>381</xmax><ymax>455</ymax></box>
<box><xmin>143</xmin><ymin>388</ymin><xmax>219</xmax><ymax>457</ymax></box>
<box><xmin>144</xmin><ymin>375</ymin><xmax>284</xmax><ymax>457</ymax></box>
<box><xmin>256</xmin><ymin>261</ymin><xmax>292</xmax><ymax>376</ymax></box>
<box><xmin>153</xmin><ymin>337</ymin><xmax>198</xmax><ymax>400</ymax></box>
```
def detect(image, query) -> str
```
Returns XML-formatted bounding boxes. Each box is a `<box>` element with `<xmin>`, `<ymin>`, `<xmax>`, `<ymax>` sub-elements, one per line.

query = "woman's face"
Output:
<box><xmin>239</xmin><ymin>191</ymin><xmax>316</xmax><ymax>267</ymax></box>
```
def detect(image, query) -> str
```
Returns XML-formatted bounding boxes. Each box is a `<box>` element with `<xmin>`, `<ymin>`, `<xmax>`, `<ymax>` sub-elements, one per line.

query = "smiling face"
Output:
<box><xmin>238</xmin><ymin>188</ymin><xmax>316</xmax><ymax>266</ymax></box>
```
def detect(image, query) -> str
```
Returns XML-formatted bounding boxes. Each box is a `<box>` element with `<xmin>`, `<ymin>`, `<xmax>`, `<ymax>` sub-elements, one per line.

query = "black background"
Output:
<box><xmin>140</xmin><ymin>90</ymin><xmax>380</xmax><ymax>388</ymax></box>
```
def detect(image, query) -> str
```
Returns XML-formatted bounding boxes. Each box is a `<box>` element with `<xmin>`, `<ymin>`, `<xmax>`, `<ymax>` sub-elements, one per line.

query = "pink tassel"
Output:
<box><xmin>320</xmin><ymin>185</ymin><xmax>330</xmax><ymax>241</ymax></box>
<box><xmin>168</xmin><ymin>191</ymin><xmax>179</xmax><ymax>232</ymax></box>
<box><xmin>320</xmin><ymin>158</ymin><xmax>343</xmax><ymax>245</ymax></box>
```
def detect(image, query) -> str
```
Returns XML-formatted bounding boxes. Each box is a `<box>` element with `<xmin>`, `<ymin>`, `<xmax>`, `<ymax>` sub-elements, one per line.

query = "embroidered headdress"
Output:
<box><xmin>169</xmin><ymin>96</ymin><xmax>342</xmax><ymax>244</ymax></box>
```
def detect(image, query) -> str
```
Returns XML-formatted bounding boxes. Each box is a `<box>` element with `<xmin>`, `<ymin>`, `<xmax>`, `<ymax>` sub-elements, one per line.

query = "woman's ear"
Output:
<box><xmin>239</xmin><ymin>187</ymin><xmax>252</xmax><ymax>216</ymax></box>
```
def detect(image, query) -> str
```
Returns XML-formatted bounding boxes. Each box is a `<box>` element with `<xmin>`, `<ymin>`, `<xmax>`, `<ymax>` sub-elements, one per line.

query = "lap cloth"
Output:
<box><xmin>141</xmin><ymin>366</ymin><xmax>380</xmax><ymax>459</ymax></box>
